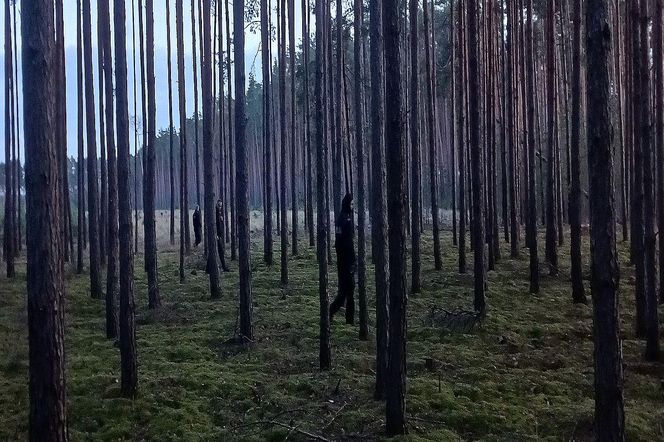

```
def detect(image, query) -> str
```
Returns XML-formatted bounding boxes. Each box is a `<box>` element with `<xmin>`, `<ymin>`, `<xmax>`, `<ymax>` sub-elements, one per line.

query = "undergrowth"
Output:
<box><xmin>1</xmin><ymin>229</ymin><xmax>663</xmax><ymax>441</ymax></box>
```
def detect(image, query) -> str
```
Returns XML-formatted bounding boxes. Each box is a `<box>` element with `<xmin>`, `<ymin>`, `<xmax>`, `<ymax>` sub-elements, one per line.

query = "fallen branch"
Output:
<box><xmin>251</xmin><ymin>421</ymin><xmax>331</xmax><ymax>442</ymax></box>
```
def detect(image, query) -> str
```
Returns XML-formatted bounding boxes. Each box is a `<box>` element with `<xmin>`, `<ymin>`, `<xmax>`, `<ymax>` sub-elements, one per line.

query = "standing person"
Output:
<box><xmin>193</xmin><ymin>204</ymin><xmax>202</xmax><ymax>246</ymax></box>
<box><xmin>215</xmin><ymin>199</ymin><xmax>230</xmax><ymax>272</ymax></box>
<box><xmin>330</xmin><ymin>193</ymin><xmax>356</xmax><ymax>324</ymax></box>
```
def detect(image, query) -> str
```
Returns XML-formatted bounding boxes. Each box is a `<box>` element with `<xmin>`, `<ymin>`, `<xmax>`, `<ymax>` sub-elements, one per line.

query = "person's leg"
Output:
<box><xmin>330</xmin><ymin>262</ymin><xmax>346</xmax><ymax>319</ymax></box>
<box><xmin>217</xmin><ymin>237</ymin><xmax>230</xmax><ymax>271</ymax></box>
<box><xmin>344</xmin><ymin>270</ymin><xmax>355</xmax><ymax>325</ymax></box>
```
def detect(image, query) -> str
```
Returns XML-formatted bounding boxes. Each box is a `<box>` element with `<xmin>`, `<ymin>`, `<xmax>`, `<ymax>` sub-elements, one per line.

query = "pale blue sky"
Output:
<box><xmin>1</xmin><ymin>0</ymin><xmax>312</xmax><ymax>158</ymax></box>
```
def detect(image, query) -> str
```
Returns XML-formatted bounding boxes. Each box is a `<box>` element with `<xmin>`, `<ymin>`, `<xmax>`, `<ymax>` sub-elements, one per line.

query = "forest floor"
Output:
<box><xmin>1</xmin><ymin>225</ymin><xmax>663</xmax><ymax>441</ymax></box>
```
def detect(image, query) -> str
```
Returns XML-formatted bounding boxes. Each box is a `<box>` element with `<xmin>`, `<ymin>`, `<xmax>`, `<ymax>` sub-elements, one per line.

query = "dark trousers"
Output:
<box><xmin>217</xmin><ymin>237</ymin><xmax>229</xmax><ymax>272</ymax></box>
<box><xmin>331</xmin><ymin>263</ymin><xmax>355</xmax><ymax>324</ymax></box>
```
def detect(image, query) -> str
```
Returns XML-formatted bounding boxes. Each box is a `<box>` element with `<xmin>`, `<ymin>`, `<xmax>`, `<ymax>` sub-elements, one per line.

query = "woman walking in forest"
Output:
<box><xmin>330</xmin><ymin>193</ymin><xmax>356</xmax><ymax>325</ymax></box>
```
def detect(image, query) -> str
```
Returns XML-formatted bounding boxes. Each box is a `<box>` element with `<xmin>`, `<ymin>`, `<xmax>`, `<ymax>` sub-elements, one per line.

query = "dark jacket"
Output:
<box><xmin>335</xmin><ymin>194</ymin><xmax>355</xmax><ymax>269</ymax></box>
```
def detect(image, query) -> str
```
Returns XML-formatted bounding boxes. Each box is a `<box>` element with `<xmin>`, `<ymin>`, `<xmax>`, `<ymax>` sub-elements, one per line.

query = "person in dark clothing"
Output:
<box><xmin>193</xmin><ymin>205</ymin><xmax>202</xmax><ymax>246</ymax></box>
<box><xmin>215</xmin><ymin>199</ymin><xmax>230</xmax><ymax>272</ymax></box>
<box><xmin>330</xmin><ymin>193</ymin><xmax>356</xmax><ymax>325</ymax></box>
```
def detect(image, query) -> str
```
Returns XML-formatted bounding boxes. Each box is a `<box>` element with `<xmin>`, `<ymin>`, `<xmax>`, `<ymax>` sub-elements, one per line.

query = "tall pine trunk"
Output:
<box><xmin>202</xmin><ymin>0</ymin><xmax>222</xmax><ymax>299</ymax></box>
<box><xmin>384</xmin><ymin>0</ymin><xmax>407</xmax><ymax>434</ymax></box>
<box><xmin>3</xmin><ymin>0</ymin><xmax>15</xmax><ymax>278</ymax></box>
<box><xmin>525</xmin><ymin>0</ymin><xmax>539</xmax><ymax>294</ymax></box>
<box><xmin>569</xmin><ymin>0</ymin><xmax>586</xmax><ymax>303</ymax></box>
<box><xmin>585</xmin><ymin>0</ymin><xmax>625</xmax><ymax>436</ymax></box>
<box><xmin>423</xmin><ymin>0</ymin><xmax>442</xmax><ymax>271</ymax></box>
<box><xmin>234</xmin><ymin>0</ymin><xmax>254</xmax><ymax>339</ymax></box>
<box><xmin>315</xmin><ymin>0</ymin><xmax>331</xmax><ymax>370</ymax></box>
<box><xmin>100</xmin><ymin>0</ymin><xmax>119</xmax><ymax>339</ymax></box>
<box><xmin>22</xmin><ymin>0</ymin><xmax>69</xmax><ymax>436</ymax></box>
<box><xmin>167</xmin><ymin>0</ymin><xmax>176</xmax><ymax>245</ymax></box>
<box><xmin>354</xmin><ymin>0</ymin><xmax>368</xmax><ymax>340</ymax></box>
<box><xmin>114</xmin><ymin>0</ymin><xmax>138</xmax><ymax>399</ymax></box>
<box><xmin>468</xmin><ymin>0</ymin><xmax>485</xmax><ymax>313</ymax></box>
<box><xmin>144</xmin><ymin>0</ymin><xmax>162</xmax><ymax>308</ymax></box>
<box><xmin>370</xmin><ymin>0</ymin><xmax>389</xmax><ymax>401</ymax></box>
<box><xmin>261</xmin><ymin>0</ymin><xmax>273</xmax><ymax>265</ymax></box>
<box><xmin>176</xmin><ymin>0</ymin><xmax>189</xmax><ymax>283</ymax></box>
<box><xmin>408</xmin><ymin>0</ymin><xmax>421</xmax><ymax>293</ymax></box>
<box><xmin>83</xmin><ymin>0</ymin><xmax>103</xmax><ymax>299</ymax></box>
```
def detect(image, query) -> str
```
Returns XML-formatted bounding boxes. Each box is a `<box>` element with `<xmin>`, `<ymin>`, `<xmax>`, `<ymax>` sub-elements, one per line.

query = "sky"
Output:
<box><xmin>1</xmin><ymin>0</ymin><xmax>312</xmax><ymax>158</ymax></box>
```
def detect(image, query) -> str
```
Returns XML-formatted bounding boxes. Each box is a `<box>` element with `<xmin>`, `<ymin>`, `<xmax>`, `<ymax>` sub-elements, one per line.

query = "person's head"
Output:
<box><xmin>195</xmin><ymin>204</ymin><xmax>200</xmax><ymax>211</ymax></box>
<box><xmin>217</xmin><ymin>199</ymin><xmax>223</xmax><ymax>207</ymax></box>
<box><xmin>342</xmin><ymin>193</ymin><xmax>353</xmax><ymax>213</ymax></box>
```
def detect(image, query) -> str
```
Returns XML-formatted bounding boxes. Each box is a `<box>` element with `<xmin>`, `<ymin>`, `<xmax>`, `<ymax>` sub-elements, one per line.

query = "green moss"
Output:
<box><xmin>0</xmin><ymin>230</ymin><xmax>662</xmax><ymax>441</ymax></box>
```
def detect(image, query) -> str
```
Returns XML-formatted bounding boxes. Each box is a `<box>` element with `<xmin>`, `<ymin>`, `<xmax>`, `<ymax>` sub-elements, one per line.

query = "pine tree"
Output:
<box><xmin>585</xmin><ymin>0</ymin><xmax>625</xmax><ymax>436</ymax></box>
<box><xmin>22</xmin><ymin>0</ymin><xmax>69</xmax><ymax>434</ymax></box>
<box><xmin>384</xmin><ymin>0</ymin><xmax>407</xmax><ymax>434</ymax></box>
<box><xmin>82</xmin><ymin>0</ymin><xmax>103</xmax><ymax>299</ymax></box>
<box><xmin>144</xmin><ymin>0</ymin><xmax>162</xmax><ymax>308</ymax></box>
<box><xmin>234</xmin><ymin>0</ymin><xmax>254</xmax><ymax>339</ymax></box>
<box><xmin>114</xmin><ymin>0</ymin><xmax>138</xmax><ymax>399</ymax></box>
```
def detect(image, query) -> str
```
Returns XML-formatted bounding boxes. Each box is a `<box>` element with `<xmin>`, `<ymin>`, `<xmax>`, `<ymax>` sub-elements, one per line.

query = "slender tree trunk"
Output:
<box><xmin>569</xmin><ymin>0</ymin><xmax>586</xmax><ymax>303</ymax></box>
<box><xmin>3</xmin><ymin>0</ymin><xmax>15</xmax><ymax>278</ymax></box>
<box><xmin>656</xmin><ymin>0</ymin><xmax>664</xmax><ymax>305</ymax></box>
<box><xmin>289</xmin><ymin>0</ymin><xmax>298</xmax><ymax>256</ymax></box>
<box><xmin>526</xmin><ymin>0</ymin><xmax>539</xmax><ymax>294</ymax></box>
<box><xmin>640</xmin><ymin>0</ymin><xmax>659</xmax><ymax>361</ymax></box>
<box><xmin>144</xmin><ymin>0</ymin><xmax>162</xmax><ymax>308</ymax></box>
<box><xmin>114</xmin><ymin>0</ymin><xmax>138</xmax><ymax>399</ymax></box>
<box><xmin>98</xmin><ymin>10</ymin><xmax>108</xmax><ymax>268</ymax></box>
<box><xmin>354</xmin><ymin>0</ymin><xmax>368</xmax><ymax>340</ymax></box>
<box><xmin>630</xmin><ymin>1</ymin><xmax>647</xmax><ymax>337</ymax></box>
<box><xmin>384</xmin><ymin>0</ymin><xmax>407</xmax><ymax>435</ymax></box>
<box><xmin>456</xmin><ymin>0</ymin><xmax>467</xmax><ymax>274</ymax></box>
<box><xmin>76</xmin><ymin>0</ymin><xmax>85</xmax><ymax>274</ymax></box>
<box><xmin>545</xmin><ymin>0</ymin><xmax>559</xmax><ymax>275</ymax></box>
<box><xmin>234</xmin><ymin>0</ymin><xmax>253</xmax><ymax>339</ymax></box>
<box><xmin>424</xmin><ymin>0</ymin><xmax>442</xmax><ymax>271</ymax></box>
<box><xmin>468</xmin><ymin>0</ymin><xmax>485</xmax><ymax>313</ymax></box>
<box><xmin>22</xmin><ymin>0</ymin><xmax>69</xmax><ymax>435</ymax></box>
<box><xmin>279</xmin><ymin>0</ymin><xmax>289</xmax><ymax>285</ymax></box>
<box><xmin>262</xmin><ymin>0</ymin><xmax>273</xmax><ymax>265</ymax></box>
<box><xmin>176</xmin><ymin>0</ymin><xmax>189</xmax><ymax>284</ymax></box>
<box><xmin>370</xmin><ymin>0</ymin><xmax>389</xmax><ymax>401</ymax></box>
<box><xmin>191</xmin><ymin>0</ymin><xmax>201</xmax><ymax>206</ymax></box>
<box><xmin>100</xmin><ymin>0</ymin><xmax>119</xmax><ymax>339</ymax></box>
<box><xmin>167</xmin><ymin>0</ymin><xmax>175</xmax><ymax>245</ymax></box>
<box><xmin>224</xmin><ymin>0</ymin><xmax>236</xmax><ymax>261</ymax></box>
<box><xmin>82</xmin><ymin>0</ymin><xmax>103</xmax><ymax>299</ymax></box>
<box><xmin>303</xmin><ymin>0</ymin><xmax>314</xmax><ymax>247</ymax></box>
<box><xmin>409</xmin><ymin>0</ymin><xmax>421</xmax><ymax>293</ymax></box>
<box><xmin>202</xmin><ymin>0</ymin><xmax>222</xmax><ymax>299</ymax></box>
<box><xmin>506</xmin><ymin>0</ymin><xmax>519</xmax><ymax>258</ymax></box>
<box><xmin>585</xmin><ymin>0</ymin><xmax>625</xmax><ymax>436</ymax></box>
<box><xmin>316</xmin><ymin>0</ymin><xmax>331</xmax><ymax>370</ymax></box>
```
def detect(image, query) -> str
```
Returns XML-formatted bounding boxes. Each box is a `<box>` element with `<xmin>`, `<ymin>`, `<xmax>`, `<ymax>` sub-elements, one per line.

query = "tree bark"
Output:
<box><xmin>315</xmin><ymin>0</ymin><xmax>331</xmax><ymax>370</ymax></box>
<box><xmin>569</xmin><ymin>0</ymin><xmax>585</xmax><ymax>303</ymax></box>
<box><xmin>585</xmin><ymin>0</ymin><xmax>625</xmax><ymax>437</ymax></box>
<box><xmin>526</xmin><ymin>0</ymin><xmax>539</xmax><ymax>294</ymax></box>
<box><xmin>82</xmin><ymin>0</ymin><xmax>103</xmax><ymax>299</ymax></box>
<box><xmin>370</xmin><ymin>0</ymin><xmax>389</xmax><ymax>401</ymax></box>
<box><xmin>354</xmin><ymin>0</ymin><xmax>368</xmax><ymax>340</ymax></box>
<box><xmin>384</xmin><ymin>0</ymin><xmax>407</xmax><ymax>434</ymax></box>
<box><xmin>467</xmin><ymin>0</ymin><xmax>486</xmax><ymax>313</ymax></box>
<box><xmin>234</xmin><ymin>0</ymin><xmax>254</xmax><ymax>339</ymax></box>
<box><xmin>409</xmin><ymin>0</ymin><xmax>421</xmax><ymax>293</ymax></box>
<box><xmin>100</xmin><ymin>0</ymin><xmax>119</xmax><ymax>339</ymax></box>
<box><xmin>22</xmin><ymin>0</ymin><xmax>69</xmax><ymax>436</ymax></box>
<box><xmin>114</xmin><ymin>0</ymin><xmax>139</xmax><ymax>399</ymax></box>
<box><xmin>144</xmin><ymin>0</ymin><xmax>162</xmax><ymax>308</ymax></box>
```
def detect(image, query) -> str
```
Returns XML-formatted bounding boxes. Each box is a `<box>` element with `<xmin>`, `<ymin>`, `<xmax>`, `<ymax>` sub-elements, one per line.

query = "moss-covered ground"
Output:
<box><xmin>1</xmin><ymin>228</ymin><xmax>663</xmax><ymax>441</ymax></box>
